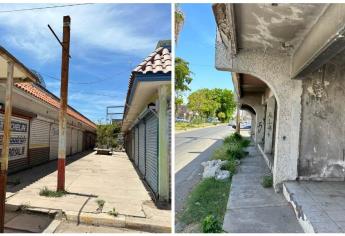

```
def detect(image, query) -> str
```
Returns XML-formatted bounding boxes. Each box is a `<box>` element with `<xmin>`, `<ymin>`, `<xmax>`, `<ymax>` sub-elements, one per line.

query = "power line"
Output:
<box><xmin>0</xmin><ymin>3</ymin><xmax>93</xmax><ymax>14</ymax></box>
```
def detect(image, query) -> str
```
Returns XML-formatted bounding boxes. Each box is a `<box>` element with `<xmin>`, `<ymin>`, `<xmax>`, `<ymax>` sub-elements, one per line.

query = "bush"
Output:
<box><xmin>211</xmin><ymin>146</ymin><xmax>228</xmax><ymax>161</ymax></box>
<box><xmin>221</xmin><ymin>159</ymin><xmax>237</xmax><ymax>174</ymax></box>
<box><xmin>202</xmin><ymin>215</ymin><xmax>222</xmax><ymax>233</ymax></box>
<box><xmin>224</xmin><ymin>133</ymin><xmax>242</xmax><ymax>144</ymax></box>
<box><xmin>241</xmin><ymin>139</ymin><xmax>251</xmax><ymax>148</ymax></box>
<box><xmin>262</xmin><ymin>175</ymin><xmax>273</xmax><ymax>188</ymax></box>
<box><xmin>225</xmin><ymin>142</ymin><xmax>246</xmax><ymax>160</ymax></box>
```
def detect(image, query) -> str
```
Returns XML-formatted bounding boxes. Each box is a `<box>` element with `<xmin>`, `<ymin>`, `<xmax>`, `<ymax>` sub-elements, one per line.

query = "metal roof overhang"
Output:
<box><xmin>0</xmin><ymin>46</ymin><xmax>38</xmax><ymax>83</ymax></box>
<box><xmin>121</xmin><ymin>73</ymin><xmax>170</xmax><ymax>132</ymax></box>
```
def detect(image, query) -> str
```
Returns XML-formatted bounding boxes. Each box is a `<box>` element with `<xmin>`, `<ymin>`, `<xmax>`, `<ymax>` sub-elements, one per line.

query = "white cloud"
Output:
<box><xmin>0</xmin><ymin>3</ymin><xmax>170</xmax><ymax>63</ymax></box>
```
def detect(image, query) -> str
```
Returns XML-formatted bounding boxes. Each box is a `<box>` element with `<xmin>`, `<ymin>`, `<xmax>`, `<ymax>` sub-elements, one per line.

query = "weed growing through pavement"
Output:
<box><xmin>39</xmin><ymin>186</ymin><xmax>66</xmax><ymax>197</ymax></box>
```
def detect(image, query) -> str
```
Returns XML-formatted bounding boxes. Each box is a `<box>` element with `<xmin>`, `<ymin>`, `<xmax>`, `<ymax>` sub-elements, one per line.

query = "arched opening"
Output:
<box><xmin>235</xmin><ymin>73</ymin><xmax>278</xmax><ymax>170</ymax></box>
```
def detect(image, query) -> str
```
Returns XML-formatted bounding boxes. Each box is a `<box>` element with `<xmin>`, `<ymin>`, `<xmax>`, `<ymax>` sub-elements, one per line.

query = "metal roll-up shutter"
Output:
<box><xmin>71</xmin><ymin>129</ymin><xmax>78</xmax><ymax>155</ymax></box>
<box><xmin>134</xmin><ymin>126</ymin><xmax>139</xmax><ymax>166</ymax></box>
<box><xmin>145</xmin><ymin>112</ymin><xmax>158</xmax><ymax>195</ymax></box>
<box><xmin>131</xmin><ymin>130</ymin><xmax>135</xmax><ymax>161</ymax></box>
<box><xmin>168</xmin><ymin>108</ymin><xmax>171</xmax><ymax>199</ymax></box>
<box><xmin>29</xmin><ymin>118</ymin><xmax>50</xmax><ymax>166</ymax></box>
<box><xmin>77</xmin><ymin>130</ymin><xmax>83</xmax><ymax>152</ymax></box>
<box><xmin>138</xmin><ymin>121</ymin><xmax>146</xmax><ymax>176</ymax></box>
<box><xmin>49</xmin><ymin>123</ymin><xmax>59</xmax><ymax>160</ymax></box>
<box><xmin>66</xmin><ymin>127</ymin><xmax>71</xmax><ymax>156</ymax></box>
<box><xmin>2</xmin><ymin>114</ymin><xmax>30</xmax><ymax>173</ymax></box>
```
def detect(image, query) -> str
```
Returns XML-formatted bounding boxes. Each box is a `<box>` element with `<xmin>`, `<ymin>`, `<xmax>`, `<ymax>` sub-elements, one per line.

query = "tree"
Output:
<box><xmin>212</xmin><ymin>89</ymin><xmax>236</xmax><ymax>122</ymax></box>
<box><xmin>187</xmin><ymin>88</ymin><xmax>236</xmax><ymax>122</ymax></box>
<box><xmin>175</xmin><ymin>57</ymin><xmax>193</xmax><ymax>111</ymax></box>
<box><xmin>187</xmin><ymin>89</ymin><xmax>219</xmax><ymax>119</ymax></box>
<box><xmin>96</xmin><ymin>122</ymin><xmax>121</xmax><ymax>149</ymax></box>
<box><xmin>175</xmin><ymin>4</ymin><xmax>184</xmax><ymax>43</ymax></box>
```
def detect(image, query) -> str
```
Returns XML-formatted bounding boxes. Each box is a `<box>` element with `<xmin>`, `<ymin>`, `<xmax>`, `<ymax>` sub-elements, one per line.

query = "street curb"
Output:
<box><xmin>43</xmin><ymin>219</ymin><xmax>61</xmax><ymax>233</ymax></box>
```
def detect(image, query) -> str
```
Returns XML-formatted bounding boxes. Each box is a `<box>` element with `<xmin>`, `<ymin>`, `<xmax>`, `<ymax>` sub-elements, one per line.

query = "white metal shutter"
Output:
<box><xmin>49</xmin><ymin>123</ymin><xmax>59</xmax><ymax>160</ymax></box>
<box><xmin>66</xmin><ymin>127</ymin><xmax>71</xmax><ymax>156</ymax></box>
<box><xmin>77</xmin><ymin>130</ymin><xmax>83</xmax><ymax>152</ymax></box>
<box><xmin>30</xmin><ymin>118</ymin><xmax>50</xmax><ymax>165</ymax></box>
<box><xmin>134</xmin><ymin>126</ymin><xmax>139</xmax><ymax>166</ymax></box>
<box><xmin>145</xmin><ymin>112</ymin><xmax>158</xmax><ymax>195</ymax></box>
<box><xmin>138</xmin><ymin>121</ymin><xmax>146</xmax><ymax>176</ymax></box>
<box><xmin>71</xmin><ymin>129</ymin><xmax>78</xmax><ymax>155</ymax></box>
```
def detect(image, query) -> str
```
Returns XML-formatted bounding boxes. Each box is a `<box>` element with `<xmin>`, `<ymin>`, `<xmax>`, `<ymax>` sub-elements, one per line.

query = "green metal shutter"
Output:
<box><xmin>134</xmin><ymin>126</ymin><xmax>139</xmax><ymax>166</ymax></box>
<box><xmin>145</xmin><ymin>112</ymin><xmax>158</xmax><ymax>195</ymax></box>
<box><xmin>139</xmin><ymin>121</ymin><xmax>146</xmax><ymax>176</ymax></box>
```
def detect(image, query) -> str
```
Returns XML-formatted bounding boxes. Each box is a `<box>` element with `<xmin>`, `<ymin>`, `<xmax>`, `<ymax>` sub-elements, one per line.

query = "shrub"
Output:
<box><xmin>201</xmin><ymin>215</ymin><xmax>222</xmax><ymax>233</ymax></box>
<box><xmin>241</xmin><ymin>139</ymin><xmax>251</xmax><ymax>148</ymax></box>
<box><xmin>221</xmin><ymin>159</ymin><xmax>237</xmax><ymax>174</ymax></box>
<box><xmin>225</xmin><ymin>142</ymin><xmax>246</xmax><ymax>160</ymax></box>
<box><xmin>224</xmin><ymin>133</ymin><xmax>242</xmax><ymax>144</ymax></box>
<box><xmin>39</xmin><ymin>187</ymin><xmax>66</xmax><ymax>197</ymax></box>
<box><xmin>108</xmin><ymin>208</ymin><xmax>118</xmax><ymax>217</ymax></box>
<box><xmin>96</xmin><ymin>199</ymin><xmax>105</xmax><ymax>208</ymax></box>
<box><xmin>261</xmin><ymin>175</ymin><xmax>273</xmax><ymax>188</ymax></box>
<box><xmin>211</xmin><ymin>146</ymin><xmax>229</xmax><ymax>161</ymax></box>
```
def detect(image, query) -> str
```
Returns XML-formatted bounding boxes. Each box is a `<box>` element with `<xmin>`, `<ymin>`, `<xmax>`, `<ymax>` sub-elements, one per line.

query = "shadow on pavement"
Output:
<box><xmin>7</xmin><ymin>150</ymin><xmax>94</xmax><ymax>193</ymax></box>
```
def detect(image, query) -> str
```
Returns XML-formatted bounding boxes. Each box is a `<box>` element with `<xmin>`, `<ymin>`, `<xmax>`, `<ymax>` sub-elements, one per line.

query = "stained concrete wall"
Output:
<box><xmin>264</xmin><ymin>96</ymin><xmax>276</xmax><ymax>154</ymax></box>
<box><xmin>299</xmin><ymin>62</ymin><xmax>345</xmax><ymax>180</ymax></box>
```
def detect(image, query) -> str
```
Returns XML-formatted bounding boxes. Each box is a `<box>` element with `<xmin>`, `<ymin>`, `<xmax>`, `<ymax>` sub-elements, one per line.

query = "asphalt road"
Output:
<box><xmin>175</xmin><ymin>125</ymin><xmax>234</xmax><ymax>216</ymax></box>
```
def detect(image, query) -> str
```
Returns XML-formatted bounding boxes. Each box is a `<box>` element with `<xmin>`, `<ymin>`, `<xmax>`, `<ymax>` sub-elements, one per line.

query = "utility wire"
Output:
<box><xmin>0</xmin><ymin>3</ymin><xmax>93</xmax><ymax>13</ymax></box>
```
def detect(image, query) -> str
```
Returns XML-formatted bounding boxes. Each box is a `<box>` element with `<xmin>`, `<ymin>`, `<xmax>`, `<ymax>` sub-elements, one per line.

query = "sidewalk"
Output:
<box><xmin>5</xmin><ymin>151</ymin><xmax>171</xmax><ymax>233</ymax></box>
<box><xmin>222</xmin><ymin>144</ymin><xmax>303</xmax><ymax>233</ymax></box>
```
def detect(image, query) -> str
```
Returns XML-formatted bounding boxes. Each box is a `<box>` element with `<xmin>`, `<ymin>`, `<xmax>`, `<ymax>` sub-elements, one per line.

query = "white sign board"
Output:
<box><xmin>0</xmin><ymin>114</ymin><xmax>29</xmax><ymax>161</ymax></box>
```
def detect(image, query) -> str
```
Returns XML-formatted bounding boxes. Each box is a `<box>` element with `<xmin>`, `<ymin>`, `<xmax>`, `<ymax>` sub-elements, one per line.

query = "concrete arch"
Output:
<box><xmin>216</xmin><ymin>48</ymin><xmax>303</xmax><ymax>191</ymax></box>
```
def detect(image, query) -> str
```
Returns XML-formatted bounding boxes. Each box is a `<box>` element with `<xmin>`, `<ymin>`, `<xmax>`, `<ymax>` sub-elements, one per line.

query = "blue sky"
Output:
<box><xmin>176</xmin><ymin>4</ymin><xmax>233</xmax><ymax>101</ymax></box>
<box><xmin>0</xmin><ymin>3</ymin><xmax>171</xmax><ymax>123</ymax></box>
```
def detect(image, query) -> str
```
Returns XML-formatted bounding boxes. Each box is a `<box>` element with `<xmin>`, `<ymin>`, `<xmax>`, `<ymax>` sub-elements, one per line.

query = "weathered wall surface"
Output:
<box><xmin>299</xmin><ymin>62</ymin><xmax>345</xmax><ymax>180</ymax></box>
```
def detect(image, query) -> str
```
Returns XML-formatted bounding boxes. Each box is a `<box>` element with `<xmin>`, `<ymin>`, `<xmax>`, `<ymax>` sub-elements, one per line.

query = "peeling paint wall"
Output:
<box><xmin>299</xmin><ymin>62</ymin><xmax>345</xmax><ymax>180</ymax></box>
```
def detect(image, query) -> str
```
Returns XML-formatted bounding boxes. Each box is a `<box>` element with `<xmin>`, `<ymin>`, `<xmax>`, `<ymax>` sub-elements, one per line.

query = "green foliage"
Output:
<box><xmin>241</xmin><ymin>139</ymin><xmax>251</xmax><ymax>148</ymax></box>
<box><xmin>96</xmin><ymin>199</ymin><xmax>105</xmax><ymax>208</ymax></box>
<box><xmin>202</xmin><ymin>215</ymin><xmax>223</xmax><ymax>233</ymax></box>
<box><xmin>96</xmin><ymin>122</ymin><xmax>121</xmax><ymax>149</ymax></box>
<box><xmin>39</xmin><ymin>187</ymin><xmax>66</xmax><ymax>198</ymax></box>
<box><xmin>175</xmin><ymin>4</ymin><xmax>184</xmax><ymax>43</ymax></box>
<box><xmin>225</xmin><ymin>142</ymin><xmax>246</xmax><ymax>160</ymax></box>
<box><xmin>221</xmin><ymin>159</ymin><xmax>237</xmax><ymax>174</ymax></box>
<box><xmin>180</xmin><ymin>178</ymin><xmax>231</xmax><ymax>226</ymax></box>
<box><xmin>108</xmin><ymin>208</ymin><xmax>118</xmax><ymax>217</ymax></box>
<box><xmin>262</xmin><ymin>175</ymin><xmax>273</xmax><ymax>188</ymax></box>
<box><xmin>187</xmin><ymin>88</ymin><xmax>236</xmax><ymax>121</ymax></box>
<box><xmin>188</xmin><ymin>89</ymin><xmax>220</xmax><ymax>119</ymax></box>
<box><xmin>211</xmin><ymin>145</ymin><xmax>228</xmax><ymax>161</ymax></box>
<box><xmin>224</xmin><ymin>133</ymin><xmax>243</xmax><ymax>144</ymax></box>
<box><xmin>175</xmin><ymin>57</ymin><xmax>193</xmax><ymax>92</ymax></box>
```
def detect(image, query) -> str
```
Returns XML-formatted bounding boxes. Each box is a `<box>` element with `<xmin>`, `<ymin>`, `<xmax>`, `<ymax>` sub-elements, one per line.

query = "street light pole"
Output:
<box><xmin>0</xmin><ymin>61</ymin><xmax>14</xmax><ymax>233</ymax></box>
<box><xmin>57</xmin><ymin>16</ymin><xmax>71</xmax><ymax>191</ymax></box>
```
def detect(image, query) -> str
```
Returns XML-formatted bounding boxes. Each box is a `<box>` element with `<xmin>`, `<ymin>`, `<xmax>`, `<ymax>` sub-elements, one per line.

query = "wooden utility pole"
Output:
<box><xmin>57</xmin><ymin>16</ymin><xmax>71</xmax><ymax>191</ymax></box>
<box><xmin>0</xmin><ymin>61</ymin><xmax>14</xmax><ymax>233</ymax></box>
<box><xmin>236</xmin><ymin>102</ymin><xmax>240</xmax><ymax>134</ymax></box>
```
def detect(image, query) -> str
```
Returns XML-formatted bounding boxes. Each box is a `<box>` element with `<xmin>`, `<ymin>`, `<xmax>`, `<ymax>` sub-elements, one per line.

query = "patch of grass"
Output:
<box><xmin>108</xmin><ymin>208</ymin><xmax>118</xmax><ymax>217</ymax></box>
<box><xmin>241</xmin><ymin>139</ymin><xmax>251</xmax><ymax>148</ymax></box>
<box><xmin>225</xmin><ymin>142</ymin><xmax>246</xmax><ymax>160</ymax></box>
<box><xmin>175</xmin><ymin>122</ymin><xmax>217</xmax><ymax>131</ymax></box>
<box><xmin>220</xmin><ymin>159</ymin><xmax>237</xmax><ymax>174</ymax></box>
<box><xmin>180</xmin><ymin>178</ymin><xmax>231</xmax><ymax>227</ymax></box>
<box><xmin>224</xmin><ymin>133</ymin><xmax>243</xmax><ymax>144</ymax></box>
<box><xmin>261</xmin><ymin>175</ymin><xmax>273</xmax><ymax>188</ymax></box>
<box><xmin>96</xmin><ymin>199</ymin><xmax>105</xmax><ymax>208</ymax></box>
<box><xmin>201</xmin><ymin>215</ymin><xmax>223</xmax><ymax>233</ymax></box>
<box><xmin>211</xmin><ymin>145</ymin><xmax>228</xmax><ymax>161</ymax></box>
<box><xmin>39</xmin><ymin>186</ymin><xmax>66</xmax><ymax>197</ymax></box>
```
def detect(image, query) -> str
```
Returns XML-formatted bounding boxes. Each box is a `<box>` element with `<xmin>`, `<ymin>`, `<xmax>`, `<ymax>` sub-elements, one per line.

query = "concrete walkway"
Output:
<box><xmin>284</xmin><ymin>181</ymin><xmax>345</xmax><ymax>233</ymax></box>
<box><xmin>223</xmin><ymin>145</ymin><xmax>303</xmax><ymax>233</ymax></box>
<box><xmin>5</xmin><ymin>151</ymin><xmax>171</xmax><ymax>232</ymax></box>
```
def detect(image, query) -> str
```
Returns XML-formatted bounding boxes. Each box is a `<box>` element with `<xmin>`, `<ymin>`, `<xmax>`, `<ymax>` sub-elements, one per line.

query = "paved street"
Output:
<box><xmin>175</xmin><ymin>125</ymin><xmax>234</xmax><ymax>216</ymax></box>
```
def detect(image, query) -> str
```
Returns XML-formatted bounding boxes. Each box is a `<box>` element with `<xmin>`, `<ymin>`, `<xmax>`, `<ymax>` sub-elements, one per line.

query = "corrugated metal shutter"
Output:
<box><xmin>131</xmin><ymin>130</ymin><xmax>135</xmax><ymax>161</ymax></box>
<box><xmin>168</xmin><ymin>108</ymin><xmax>171</xmax><ymax>200</ymax></box>
<box><xmin>77</xmin><ymin>130</ymin><xmax>83</xmax><ymax>152</ymax></box>
<box><xmin>138</xmin><ymin>121</ymin><xmax>146</xmax><ymax>176</ymax></box>
<box><xmin>134</xmin><ymin>126</ymin><xmax>139</xmax><ymax>166</ymax></box>
<box><xmin>71</xmin><ymin>129</ymin><xmax>78</xmax><ymax>155</ymax></box>
<box><xmin>1</xmin><ymin>114</ymin><xmax>29</xmax><ymax>173</ymax></box>
<box><xmin>145</xmin><ymin>112</ymin><xmax>158</xmax><ymax>195</ymax></box>
<box><xmin>49</xmin><ymin>123</ymin><xmax>59</xmax><ymax>160</ymax></box>
<box><xmin>66</xmin><ymin>127</ymin><xmax>71</xmax><ymax>156</ymax></box>
<box><xmin>29</xmin><ymin>118</ymin><xmax>50</xmax><ymax>166</ymax></box>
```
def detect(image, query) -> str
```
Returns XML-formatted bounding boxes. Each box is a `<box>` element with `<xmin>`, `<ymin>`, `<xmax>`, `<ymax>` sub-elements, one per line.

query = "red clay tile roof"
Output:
<box><xmin>133</xmin><ymin>47</ymin><xmax>171</xmax><ymax>74</ymax></box>
<box><xmin>15</xmin><ymin>82</ymin><xmax>96</xmax><ymax>129</ymax></box>
<box><xmin>123</xmin><ymin>46</ymin><xmax>172</xmax><ymax>120</ymax></box>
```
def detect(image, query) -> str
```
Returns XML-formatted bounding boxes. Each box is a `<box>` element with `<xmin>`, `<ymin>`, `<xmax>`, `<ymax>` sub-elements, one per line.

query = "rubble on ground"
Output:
<box><xmin>201</xmin><ymin>160</ymin><xmax>230</xmax><ymax>180</ymax></box>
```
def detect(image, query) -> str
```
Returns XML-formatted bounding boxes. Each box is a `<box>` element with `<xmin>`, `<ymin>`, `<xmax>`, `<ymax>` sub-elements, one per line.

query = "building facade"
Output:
<box><xmin>213</xmin><ymin>3</ymin><xmax>345</xmax><ymax>189</ymax></box>
<box><xmin>122</xmin><ymin>41</ymin><xmax>171</xmax><ymax>202</ymax></box>
<box><xmin>0</xmin><ymin>50</ymin><xmax>96</xmax><ymax>173</ymax></box>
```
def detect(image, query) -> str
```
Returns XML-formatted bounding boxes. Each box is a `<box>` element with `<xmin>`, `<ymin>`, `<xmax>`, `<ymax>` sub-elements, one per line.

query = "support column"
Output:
<box><xmin>255</xmin><ymin>105</ymin><xmax>265</xmax><ymax>144</ymax></box>
<box><xmin>158</xmin><ymin>85</ymin><xmax>169</xmax><ymax>201</ymax></box>
<box><xmin>251</xmin><ymin>113</ymin><xmax>256</xmax><ymax>139</ymax></box>
<box><xmin>264</xmin><ymin>96</ymin><xmax>276</xmax><ymax>154</ymax></box>
<box><xmin>0</xmin><ymin>61</ymin><xmax>14</xmax><ymax>233</ymax></box>
<box><xmin>235</xmin><ymin>103</ymin><xmax>240</xmax><ymax>134</ymax></box>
